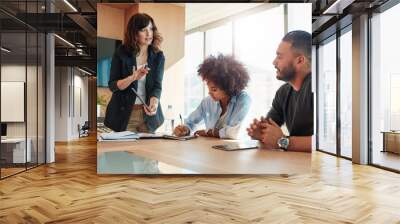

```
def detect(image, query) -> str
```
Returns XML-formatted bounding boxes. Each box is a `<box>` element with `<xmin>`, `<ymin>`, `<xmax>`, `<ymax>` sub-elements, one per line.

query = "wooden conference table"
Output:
<box><xmin>97</xmin><ymin>137</ymin><xmax>311</xmax><ymax>175</ymax></box>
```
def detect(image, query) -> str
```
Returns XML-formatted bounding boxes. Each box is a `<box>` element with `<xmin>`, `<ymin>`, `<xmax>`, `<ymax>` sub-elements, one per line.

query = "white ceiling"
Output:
<box><xmin>184</xmin><ymin>3</ymin><xmax>265</xmax><ymax>31</ymax></box>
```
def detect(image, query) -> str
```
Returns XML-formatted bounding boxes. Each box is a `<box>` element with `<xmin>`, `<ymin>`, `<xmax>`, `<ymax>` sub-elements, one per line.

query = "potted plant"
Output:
<box><xmin>96</xmin><ymin>94</ymin><xmax>107</xmax><ymax>118</ymax></box>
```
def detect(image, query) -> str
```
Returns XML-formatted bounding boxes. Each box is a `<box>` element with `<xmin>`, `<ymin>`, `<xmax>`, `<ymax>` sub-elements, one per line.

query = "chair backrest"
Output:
<box><xmin>82</xmin><ymin>121</ymin><xmax>90</xmax><ymax>129</ymax></box>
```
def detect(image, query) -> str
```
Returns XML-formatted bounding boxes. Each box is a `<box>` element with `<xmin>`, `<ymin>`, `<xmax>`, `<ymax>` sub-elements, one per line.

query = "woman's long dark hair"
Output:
<box><xmin>124</xmin><ymin>13</ymin><xmax>163</xmax><ymax>55</ymax></box>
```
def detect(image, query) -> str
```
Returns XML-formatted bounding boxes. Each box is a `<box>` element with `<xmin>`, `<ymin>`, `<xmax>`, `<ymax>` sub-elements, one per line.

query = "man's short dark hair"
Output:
<box><xmin>282</xmin><ymin>30</ymin><xmax>311</xmax><ymax>63</ymax></box>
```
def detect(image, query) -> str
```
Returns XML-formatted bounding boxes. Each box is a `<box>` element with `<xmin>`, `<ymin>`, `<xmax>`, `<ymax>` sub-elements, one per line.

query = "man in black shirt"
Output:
<box><xmin>247</xmin><ymin>30</ymin><xmax>313</xmax><ymax>152</ymax></box>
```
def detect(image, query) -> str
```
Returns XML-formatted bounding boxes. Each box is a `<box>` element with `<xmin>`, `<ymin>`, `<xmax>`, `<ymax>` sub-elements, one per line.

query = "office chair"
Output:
<box><xmin>78</xmin><ymin>121</ymin><xmax>90</xmax><ymax>138</ymax></box>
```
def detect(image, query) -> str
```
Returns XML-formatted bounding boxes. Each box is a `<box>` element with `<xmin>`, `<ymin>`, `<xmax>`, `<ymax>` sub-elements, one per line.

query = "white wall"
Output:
<box><xmin>55</xmin><ymin>67</ymin><xmax>89</xmax><ymax>141</ymax></box>
<box><xmin>159</xmin><ymin>59</ymin><xmax>185</xmax><ymax>131</ymax></box>
<box><xmin>1</xmin><ymin>63</ymin><xmax>46</xmax><ymax>163</ymax></box>
<box><xmin>1</xmin><ymin>65</ymin><xmax>31</xmax><ymax>137</ymax></box>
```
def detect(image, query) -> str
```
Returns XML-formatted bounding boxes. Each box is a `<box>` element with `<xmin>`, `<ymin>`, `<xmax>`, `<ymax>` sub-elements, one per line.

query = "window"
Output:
<box><xmin>0</xmin><ymin>2</ymin><xmax>46</xmax><ymax>179</ymax></box>
<box><xmin>288</xmin><ymin>3</ymin><xmax>312</xmax><ymax>33</ymax></box>
<box><xmin>339</xmin><ymin>28</ymin><xmax>352</xmax><ymax>158</ymax></box>
<box><xmin>370</xmin><ymin>3</ymin><xmax>400</xmax><ymax>171</ymax></box>
<box><xmin>184</xmin><ymin>32</ymin><xmax>204</xmax><ymax>117</ymax></box>
<box><xmin>234</xmin><ymin>6</ymin><xmax>285</xmax><ymax>123</ymax></box>
<box><xmin>317</xmin><ymin>36</ymin><xmax>337</xmax><ymax>154</ymax></box>
<box><xmin>205</xmin><ymin>22</ymin><xmax>232</xmax><ymax>57</ymax></box>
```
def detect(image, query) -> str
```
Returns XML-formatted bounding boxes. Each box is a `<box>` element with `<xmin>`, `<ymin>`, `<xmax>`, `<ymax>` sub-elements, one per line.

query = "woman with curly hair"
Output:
<box><xmin>104</xmin><ymin>13</ymin><xmax>165</xmax><ymax>133</ymax></box>
<box><xmin>173</xmin><ymin>54</ymin><xmax>251</xmax><ymax>139</ymax></box>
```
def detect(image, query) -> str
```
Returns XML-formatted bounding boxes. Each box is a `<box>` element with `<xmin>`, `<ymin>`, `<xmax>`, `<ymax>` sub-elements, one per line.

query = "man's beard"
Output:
<box><xmin>276</xmin><ymin>64</ymin><xmax>296</xmax><ymax>82</ymax></box>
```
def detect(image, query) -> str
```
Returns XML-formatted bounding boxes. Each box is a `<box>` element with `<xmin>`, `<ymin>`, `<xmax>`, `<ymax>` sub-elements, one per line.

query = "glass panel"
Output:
<box><xmin>38</xmin><ymin>33</ymin><xmax>45</xmax><ymax>165</ymax></box>
<box><xmin>27</xmin><ymin>31</ymin><xmax>38</xmax><ymax>169</ymax></box>
<box><xmin>339</xmin><ymin>29</ymin><xmax>352</xmax><ymax>158</ymax></box>
<box><xmin>234</xmin><ymin>6</ymin><xmax>286</xmax><ymax>132</ymax></box>
<box><xmin>184</xmin><ymin>32</ymin><xmax>204</xmax><ymax>117</ymax></box>
<box><xmin>318</xmin><ymin>37</ymin><xmax>337</xmax><ymax>154</ymax></box>
<box><xmin>371</xmin><ymin>3</ymin><xmax>400</xmax><ymax>171</ymax></box>
<box><xmin>205</xmin><ymin>22</ymin><xmax>232</xmax><ymax>57</ymax></box>
<box><xmin>97</xmin><ymin>151</ymin><xmax>197</xmax><ymax>174</ymax></box>
<box><xmin>1</xmin><ymin>31</ymin><xmax>28</xmax><ymax>177</ymax></box>
<box><xmin>287</xmin><ymin>3</ymin><xmax>312</xmax><ymax>33</ymax></box>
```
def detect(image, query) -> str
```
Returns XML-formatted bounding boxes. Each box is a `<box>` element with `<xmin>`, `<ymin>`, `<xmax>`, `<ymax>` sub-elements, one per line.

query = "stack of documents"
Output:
<box><xmin>99</xmin><ymin>131</ymin><xmax>139</xmax><ymax>141</ymax></box>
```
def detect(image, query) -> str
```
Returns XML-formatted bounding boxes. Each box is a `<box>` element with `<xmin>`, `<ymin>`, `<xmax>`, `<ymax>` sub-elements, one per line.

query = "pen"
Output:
<box><xmin>179</xmin><ymin>114</ymin><xmax>183</xmax><ymax>125</ymax></box>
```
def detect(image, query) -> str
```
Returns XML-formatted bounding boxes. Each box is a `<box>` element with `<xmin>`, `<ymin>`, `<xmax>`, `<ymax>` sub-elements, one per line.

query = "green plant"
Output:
<box><xmin>97</xmin><ymin>94</ymin><xmax>107</xmax><ymax>106</ymax></box>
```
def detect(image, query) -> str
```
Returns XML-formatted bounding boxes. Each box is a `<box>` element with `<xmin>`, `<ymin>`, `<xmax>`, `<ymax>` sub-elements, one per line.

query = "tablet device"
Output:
<box><xmin>212</xmin><ymin>141</ymin><xmax>258</xmax><ymax>151</ymax></box>
<box><xmin>163</xmin><ymin>135</ymin><xmax>197</xmax><ymax>141</ymax></box>
<box><xmin>131</xmin><ymin>87</ymin><xmax>151</xmax><ymax>111</ymax></box>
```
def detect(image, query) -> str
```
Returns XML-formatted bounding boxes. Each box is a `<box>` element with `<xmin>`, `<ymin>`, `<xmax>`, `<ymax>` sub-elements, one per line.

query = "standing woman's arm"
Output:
<box><xmin>146</xmin><ymin>52</ymin><xmax>165</xmax><ymax>115</ymax></box>
<box><xmin>150</xmin><ymin>52</ymin><xmax>165</xmax><ymax>99</ymax></box>
<box><xmin>108</xmin><ymin>50</ymin><xmax>148</xmax><ymax>92</ymax></box>
<box><xmin>108</xmin><ymin>51</ymin><xmax>123</xmax><ymax>92</ymax></box>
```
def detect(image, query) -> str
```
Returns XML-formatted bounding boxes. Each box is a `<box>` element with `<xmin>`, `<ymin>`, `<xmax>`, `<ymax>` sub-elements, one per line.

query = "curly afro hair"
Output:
<box><xmin>197</xmin><ymin>54</ymin><xmax>250</xmax><ymax>97</ymax></box>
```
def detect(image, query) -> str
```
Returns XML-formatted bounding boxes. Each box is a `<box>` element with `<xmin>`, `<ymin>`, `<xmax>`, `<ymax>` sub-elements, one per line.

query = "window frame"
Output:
<box><xmin>315</xmin><ymin>23</ymin><xmax>353</xmax><ymax>161</ymax></box>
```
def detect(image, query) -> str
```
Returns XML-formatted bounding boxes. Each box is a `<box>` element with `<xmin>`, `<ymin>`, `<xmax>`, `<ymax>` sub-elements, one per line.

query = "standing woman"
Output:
<box><xmin>104</xmin><ymin>13</ymin><xmax>165</xmax><ymax>133</ymax></box>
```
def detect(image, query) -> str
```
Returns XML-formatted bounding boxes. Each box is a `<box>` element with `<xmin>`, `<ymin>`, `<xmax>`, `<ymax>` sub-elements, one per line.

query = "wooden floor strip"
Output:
<box><xmin>0</xmin><ymin>135</ymin><xmax>399</xmax><ymax>223</ymax></box>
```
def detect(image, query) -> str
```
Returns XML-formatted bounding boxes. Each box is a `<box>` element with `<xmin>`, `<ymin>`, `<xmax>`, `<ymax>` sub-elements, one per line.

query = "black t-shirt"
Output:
<box><xmin>267</xmin><ymin>74</ymin><xmax>313</xmax><ymax>136</ymax></box>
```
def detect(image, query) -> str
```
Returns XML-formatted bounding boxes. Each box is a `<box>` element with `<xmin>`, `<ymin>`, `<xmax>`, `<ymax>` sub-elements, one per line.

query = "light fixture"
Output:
<box><xmin>1</xmin><ymin>47</ymin><xmax>11</xmax><ymax>53</ymax></box>
<box><xmin>63</xmin><ymin>0</ymin><xmax>78</xmax><ymax>12</ymax></box>
<box><xmin>54</xmin><ymin>34</ymin><xmax>75</xmax><ymax>48</ymax></box>
<box><xmin>78</xmin><ymin>67</ymin><xmax>92</xmax><ymax>76</ymax></box>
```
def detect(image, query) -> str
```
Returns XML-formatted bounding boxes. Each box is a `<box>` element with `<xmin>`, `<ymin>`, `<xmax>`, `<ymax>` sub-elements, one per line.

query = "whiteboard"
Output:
<box><xmin>1</xmin><ymin>82</ymin><xmax>25</xmax><ymax>122</ymax></box>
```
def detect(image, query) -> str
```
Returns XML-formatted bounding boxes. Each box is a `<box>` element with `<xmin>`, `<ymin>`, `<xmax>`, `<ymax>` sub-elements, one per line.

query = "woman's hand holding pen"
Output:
<box><xmin>130</xmin><ymin>66</ymin><xmax>149</xmax><ymax>82</ymax></box>
<box><xmin>117</xmin><ymin>66</ymin><xmax>149</xmax><ymax>91</ymax></box>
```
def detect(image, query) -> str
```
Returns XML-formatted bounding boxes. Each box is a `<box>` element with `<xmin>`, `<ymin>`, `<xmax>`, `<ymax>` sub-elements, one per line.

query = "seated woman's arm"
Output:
<box><xmin>214</xmin><ymin>93</ymin><xmax>251</xmax><ymax>139</ymax></box>
<box><xmin>174</xmin><ymin>99</ymin><xmax>206</xmax><ymax>136</ymax></box>
<box><xmin>184</xmin><ymin>99</ymin><xmax>206</xmax><ymax>134</ymax></box>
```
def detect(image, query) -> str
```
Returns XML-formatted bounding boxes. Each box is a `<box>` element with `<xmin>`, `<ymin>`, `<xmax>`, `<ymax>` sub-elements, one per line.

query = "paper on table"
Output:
<box><xmin>137</xmin><ymin>132</ymin><xmax>165</xmax><ymax>138</ymax></box>
<box><xmin>100</xmin><ymin>131</ymin><xmax>139</xmax><ymax>140</ymax></box>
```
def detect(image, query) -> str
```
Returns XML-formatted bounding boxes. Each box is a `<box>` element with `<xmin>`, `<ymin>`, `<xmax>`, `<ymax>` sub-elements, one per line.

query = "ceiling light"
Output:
<box><xmin>63</xmin><ymin>0</ymin><xmax>78</xmax><ymax>12</ymax></box>
<box><xmin>54</xmin><ymin>34</ymin><xmax>75</xmax><ymax>48</ymax></box>
<box><xmin>1</xmin><ymin>47</ymin><xmax>11</xmax><ymax>53</ymax></box>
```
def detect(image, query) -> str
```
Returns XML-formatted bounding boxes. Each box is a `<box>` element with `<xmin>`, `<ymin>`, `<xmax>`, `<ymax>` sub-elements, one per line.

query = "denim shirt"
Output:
<box><xmin>185</xmin><ymin>91</ymin><xmax>251</xmax><ymax>139</ymax></box>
